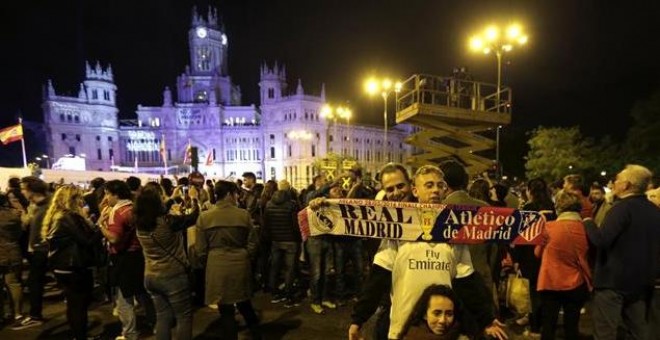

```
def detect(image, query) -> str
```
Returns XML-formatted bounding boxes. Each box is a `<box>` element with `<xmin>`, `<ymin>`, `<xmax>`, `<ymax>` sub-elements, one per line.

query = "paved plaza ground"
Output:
<box><xmin>0</xmin><ymin>277</ymin><xmax>595</xmax><ymax>339</ymax></box>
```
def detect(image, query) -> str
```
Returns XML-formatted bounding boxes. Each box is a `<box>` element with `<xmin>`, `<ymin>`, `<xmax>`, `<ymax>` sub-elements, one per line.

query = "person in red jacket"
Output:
<box><xmin>535</xmin><ymin>190</ymin><xmax>592</xmax><ymax>339</ymax></box>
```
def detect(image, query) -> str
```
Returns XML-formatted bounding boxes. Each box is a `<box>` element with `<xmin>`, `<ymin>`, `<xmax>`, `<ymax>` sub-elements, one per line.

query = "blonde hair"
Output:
<box><xmin>41</xmin><ymin>185</ymin><xmax>85</xmax><ymax>241</ymax></box>
<box><xmin>412</xmin><ymin>165</ymin><xmax>444</xmax><ymax>186</ymax></box>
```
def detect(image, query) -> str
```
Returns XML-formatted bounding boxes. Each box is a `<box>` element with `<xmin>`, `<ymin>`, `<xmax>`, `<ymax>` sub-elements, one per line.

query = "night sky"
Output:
<box><xmin>1</xmin><ymin>0</ymin><xmax>659</xmax><ymax>173</ymax></box>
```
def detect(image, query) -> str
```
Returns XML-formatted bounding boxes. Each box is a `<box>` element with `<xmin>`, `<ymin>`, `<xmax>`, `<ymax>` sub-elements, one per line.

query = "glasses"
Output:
<box><xmin>384</xmin><ymin>182</ymin><xmax>407</xmax><ymax>193</ymax></box>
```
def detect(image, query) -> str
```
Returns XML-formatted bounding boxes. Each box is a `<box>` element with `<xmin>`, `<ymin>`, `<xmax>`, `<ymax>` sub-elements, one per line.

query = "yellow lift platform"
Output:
<box><xmin>395</xmin><ymin>74</ymin><xmax>512</xmax><ymax>175</ymax></box>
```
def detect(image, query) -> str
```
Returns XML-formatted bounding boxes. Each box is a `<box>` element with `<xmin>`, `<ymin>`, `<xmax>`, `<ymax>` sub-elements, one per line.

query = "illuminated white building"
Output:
<box><xmin>43</xmin><ymin>7</ymin><xmax>410</xmax><ymax>187</ymax></box>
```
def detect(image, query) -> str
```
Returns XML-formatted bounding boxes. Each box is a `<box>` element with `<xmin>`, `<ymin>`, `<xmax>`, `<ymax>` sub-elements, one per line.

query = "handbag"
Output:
<box><xmin>149</xmin><ymin>232</ymin><xmax>195</xmax><ymax>287</ymax></box>
<box><xmin>506</xmin><ymin>271</ymin><xmax>531</xmax><ymax>315</ymax></box>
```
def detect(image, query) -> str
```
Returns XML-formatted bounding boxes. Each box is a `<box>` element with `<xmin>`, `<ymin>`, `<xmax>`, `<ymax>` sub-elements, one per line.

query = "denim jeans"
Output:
<box><xmin>334</xmin><ymin>238</ymin><xmax>364</xmax><ymax>299</ymax></box>
<box><xmin>116</xmin><ymin>288</ymin><xmax>138</xmax><ymax>340</ymax></box>
<box><xmin>306</xmin><ymin>237</ymin><xmax>332</xmax><ymax>304</ymax></box>
<box><xmin>145</xmin><ymin>273</ymin><xmax>192</xmax><ymax>340</ymax></box>
<box><xmin>268</xmin><ymin>241</ymin><xmax>299</xmax><ymax>298</ymax></box>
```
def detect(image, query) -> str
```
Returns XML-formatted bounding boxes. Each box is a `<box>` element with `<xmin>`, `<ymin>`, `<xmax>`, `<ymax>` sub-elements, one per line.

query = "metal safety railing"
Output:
<box><xmin>396</xmin><ymin>74</ymin><xmax>511</xmax><ymax>116</ymax></box>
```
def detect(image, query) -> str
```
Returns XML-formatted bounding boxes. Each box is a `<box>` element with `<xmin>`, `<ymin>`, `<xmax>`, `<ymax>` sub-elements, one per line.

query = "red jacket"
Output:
<box><xmin>536</xmin><ymin>212</ymin><xmax>592</xmax><ymax>291</ymax></box>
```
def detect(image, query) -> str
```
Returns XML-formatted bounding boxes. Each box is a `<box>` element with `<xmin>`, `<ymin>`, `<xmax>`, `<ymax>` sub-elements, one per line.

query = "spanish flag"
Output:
<box><xmin>0</xmin><ymin>124</ymin><xmax>23</xmax><ymax>145</ymax></box>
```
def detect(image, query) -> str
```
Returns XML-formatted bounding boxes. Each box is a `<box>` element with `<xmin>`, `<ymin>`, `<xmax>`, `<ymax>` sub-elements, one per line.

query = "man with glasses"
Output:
<box><xmin>346</xmin><ymin>163</ymin><xmax>506</xmax><ymax>340</ymax></box>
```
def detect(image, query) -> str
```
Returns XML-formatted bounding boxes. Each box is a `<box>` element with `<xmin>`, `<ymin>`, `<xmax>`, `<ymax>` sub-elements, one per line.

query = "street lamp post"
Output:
<box><xmin>365</xmin><ymin>78</ymin><xmax>402</xmax><ymax>150</ymax></box>
<box><xmin>470</xmin><ymin>23</ymin><xmax>528</xmax><ymax>178</ymax></box>
<box><xmin>321</xmin><ymin>104</ymin><xmax>352</xmax><ymax>157</ymax></box>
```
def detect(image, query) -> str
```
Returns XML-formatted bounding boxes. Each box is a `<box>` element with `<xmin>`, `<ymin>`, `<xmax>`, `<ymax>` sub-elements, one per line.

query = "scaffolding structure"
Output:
<box><xmin>395</xmin><ymin>74</ymin><xmax>512</xmax><ymax>175</ymax></box>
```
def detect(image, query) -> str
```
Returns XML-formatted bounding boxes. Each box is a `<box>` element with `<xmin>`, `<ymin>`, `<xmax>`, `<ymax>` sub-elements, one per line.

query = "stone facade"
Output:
<box><xmin>43</xmin><ymin>7</ymin><xmax>410</xmax><ymax>188</ymax></box>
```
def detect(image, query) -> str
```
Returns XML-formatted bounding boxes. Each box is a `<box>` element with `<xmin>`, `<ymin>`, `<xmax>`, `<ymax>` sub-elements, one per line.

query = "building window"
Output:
<box><xmin>268</xmin><ymin>88</ymin><xmax>274</xmax><ymax>99</ymax></box>
<box><xmin>74</xmin><ymin>116</ymin><xmax>79</xmax><ymax>123</ymax></box>
<box><xmin>212</xmin><ymin>148</ymin><xmax>216</xmax><ymax>160</ymax></box>
<box><xmin>59</xmin><ymin>114</ymin><xmax>64</xmax><ymax>121</ymax></box>
<box><xmin>311</xmin><ymin>144</ymin><xmax>316</xmax><ymax>157</ymax></box>
<box><xmin>96</xmin><ymin>135</ymin><xmax>100</xmax><ymax>141</ymax></box>
<box><xmin>104</xmin><ymin>91</ymin><xmax>110</xmax><ymax>100</ymax></box>
<box><xmin>97</xmin><ymin>149</ymin><xmax>102</xmax><ymax>160</ymax></box>
<box><xmin>167</xmin><ymin>149</ymin><xmax>171</xmax><ymax>161</ymax></box>
<box><xmin>75</xmin><ymin>134</ymin><xmax>81</xmax><ymax>142</ymax></box>
<box><xmin>92</xmin><ymin>90</ymin><xmax>98</xmax><ymax>100</ymax></box>
<box><xmin>287</xmin><ymin>145</ymin><xmax>292</xmax><ymax>157</ymax></box>
<box><xmin>67</xmin><ymin>115</ymin><xmax>72</xmax><ymax>122</ymax></box>
<box><xmin>61</xmin><ymin>133</ymin><xmax>66</xmax><ymax>141</ymax></box>
<box><xmin>270</xmin><ymin>167</ymin><xmax>276</xmax><ymax>180</ymax></box>
<box><xmin>108</xmin><ymin>136</ymin><xmax>113</xmax><ymax>142</ymax></box>
<box><xmin>69</xmin><ymin>146</ymin><xmax>76</xmax><ymax>155</ymax></box>
<box><xmin>109</xmin><ymin>149</ymin><xmax>114</xmax><ymax>159</ymax></box>
<box><xmin>270</xmin><ymin>134</ymin><xmax>275</xmax><ymax>145</ymax></box>
<box><xmin>270</xmin><ymin>147</ymin><xmax>275</xmax><ymax>159</ymax></box>
<box><xmin>329</xmin><ymin>135</ymin><xmax>333</xmax><ymax>142</ymax></box>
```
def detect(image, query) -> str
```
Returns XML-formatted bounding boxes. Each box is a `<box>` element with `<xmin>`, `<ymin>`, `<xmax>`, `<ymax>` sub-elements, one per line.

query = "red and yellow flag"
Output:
<box><xmin>0</xmin><ymin>124</ymin><xmax>23</xmax><ymax>145</ymax></box>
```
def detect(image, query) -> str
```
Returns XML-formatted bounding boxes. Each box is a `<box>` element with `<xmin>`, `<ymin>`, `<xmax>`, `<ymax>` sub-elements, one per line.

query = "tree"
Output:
<box><xmin>622</xmin><ymin>89</ymin><xmax>660</xmax><ymax>175</ymax></box>
<box><xmin>524</xmin><ymin>126</ymin><xmax>597</xmax><ymax>183</ymax></box>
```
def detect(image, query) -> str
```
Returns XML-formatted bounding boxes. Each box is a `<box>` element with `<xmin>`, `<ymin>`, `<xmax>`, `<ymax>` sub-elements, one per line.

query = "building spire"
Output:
<box><xmin>78</xmin><ymin>83</ymin><xmax>86</xmax><ymax>99</ymax></box>
<box><xmin>296</xmin><ymin>79</ymin><xmax>304</xmax><ymax>95</ymax></box>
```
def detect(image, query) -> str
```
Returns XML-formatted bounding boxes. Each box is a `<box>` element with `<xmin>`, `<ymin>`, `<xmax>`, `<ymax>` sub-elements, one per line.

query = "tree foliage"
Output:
<box><xmin>622</xmin><ymin>89</ymin><xmax>660</xmax><ymax>175</ymax></box>
<box><xmin>524</xmin><ymin>126</ymin><xmax>597</xmax><ymax>183</ymax></box>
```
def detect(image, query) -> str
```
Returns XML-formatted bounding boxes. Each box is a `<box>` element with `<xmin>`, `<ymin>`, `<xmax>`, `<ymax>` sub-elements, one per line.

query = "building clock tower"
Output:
<box><xmin>189</xmin><ymin>6</ymin><xmax>228</xmax><ymax>76</ymax></box>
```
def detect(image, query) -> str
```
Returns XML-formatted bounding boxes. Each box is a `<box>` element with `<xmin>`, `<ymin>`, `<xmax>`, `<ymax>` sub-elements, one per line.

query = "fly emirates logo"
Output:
<box><xmin>408</xmin><ymin>248</ymin><xmax>451</xmax><ymax>271</ymax></box>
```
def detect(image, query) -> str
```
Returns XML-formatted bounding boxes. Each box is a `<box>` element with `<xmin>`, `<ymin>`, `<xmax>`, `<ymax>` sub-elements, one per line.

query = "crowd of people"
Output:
<box><xmin>0</xmin><ymin>161</ymin><xmax>658</xmax><ymax>340</ymax></box>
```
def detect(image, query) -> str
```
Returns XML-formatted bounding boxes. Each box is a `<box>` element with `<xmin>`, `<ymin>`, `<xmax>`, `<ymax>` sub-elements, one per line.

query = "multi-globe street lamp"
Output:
<box><xmin>469</xmin><ymin>23</ymin><xmax>528</xmax><ymax>177</ymax></box>
<box><xmin>364</xmin><ymin>78</ymin><xmax>402</xmax><ymax>149</ymax></box>
<box><xmin>320</xmin><ymin>104</ymin><xmax>352</xmax><ymax>156</ymax></box>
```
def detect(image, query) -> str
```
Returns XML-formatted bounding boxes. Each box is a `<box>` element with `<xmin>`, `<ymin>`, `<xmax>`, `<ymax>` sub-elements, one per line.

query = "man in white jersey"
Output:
<box><xmin>347</xmin><ymin>164</ymin><xmax>507</xmax><ymax>340</ymax></box>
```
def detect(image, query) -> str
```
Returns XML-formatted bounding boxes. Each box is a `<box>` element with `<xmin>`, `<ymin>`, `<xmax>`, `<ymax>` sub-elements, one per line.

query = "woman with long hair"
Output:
<box><xmin>134</xmin><ymin>182</ymin><xmax>199</xmax><ymax>340</ymax></box>
<box><xmin>41</xmin><ymin>185</ymin><xmax>99</xmax><ymax>340</ymax></box>
<box><xmin>402</xmin><ymin>284</ymin><xmax>474</xmax><ymax>339</ymax></box>
<box><xmin>510</xmin><ymin>178</ymin><xmax>557</xmax><ymax>335</ymax></box>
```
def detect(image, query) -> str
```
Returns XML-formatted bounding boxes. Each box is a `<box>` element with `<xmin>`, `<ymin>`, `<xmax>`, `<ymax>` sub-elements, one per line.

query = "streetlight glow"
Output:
<box><xmin>320</xmin><ymin>104</ymin><xmax>332</xmax><ymax>118</ymax></box>
<box><xmin>365</xmin><ymin>78</ymin><xmax>379</xmax><ymax>95</ymax></box>
<box><xmin>506</xmin><ymin>24</ymin><xmax>522</xmax><ymax>39</ymax></box>
<box><xmin>468</xmin><ymin>21</ymin><xmax>528</xmax><ymax>179</ymax></box>
<box><xmin>382</xmin><ymin>79</ymin><xmax>392</xmax><ymax>90</ymax></box>
<box><xmin>485</xmin><ymin>26</ymin><xmax>499</xmax><ymax>41</ymax></box>
<box><xmin>470</xmin><ymin>36</ymin><xmax>484</xmax><ymax>51</ymax></box>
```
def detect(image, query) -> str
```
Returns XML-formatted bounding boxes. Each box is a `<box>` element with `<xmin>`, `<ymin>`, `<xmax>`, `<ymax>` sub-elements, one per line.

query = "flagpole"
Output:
<box><xmin>161</xmin><ymin>133</ymin><xmax>168</xmax><ymax>175</ymax></box>
<box><xmin>19</xmin><ymin>118</ymin><xmax>27</xmax><ymax>168</ymax></box>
